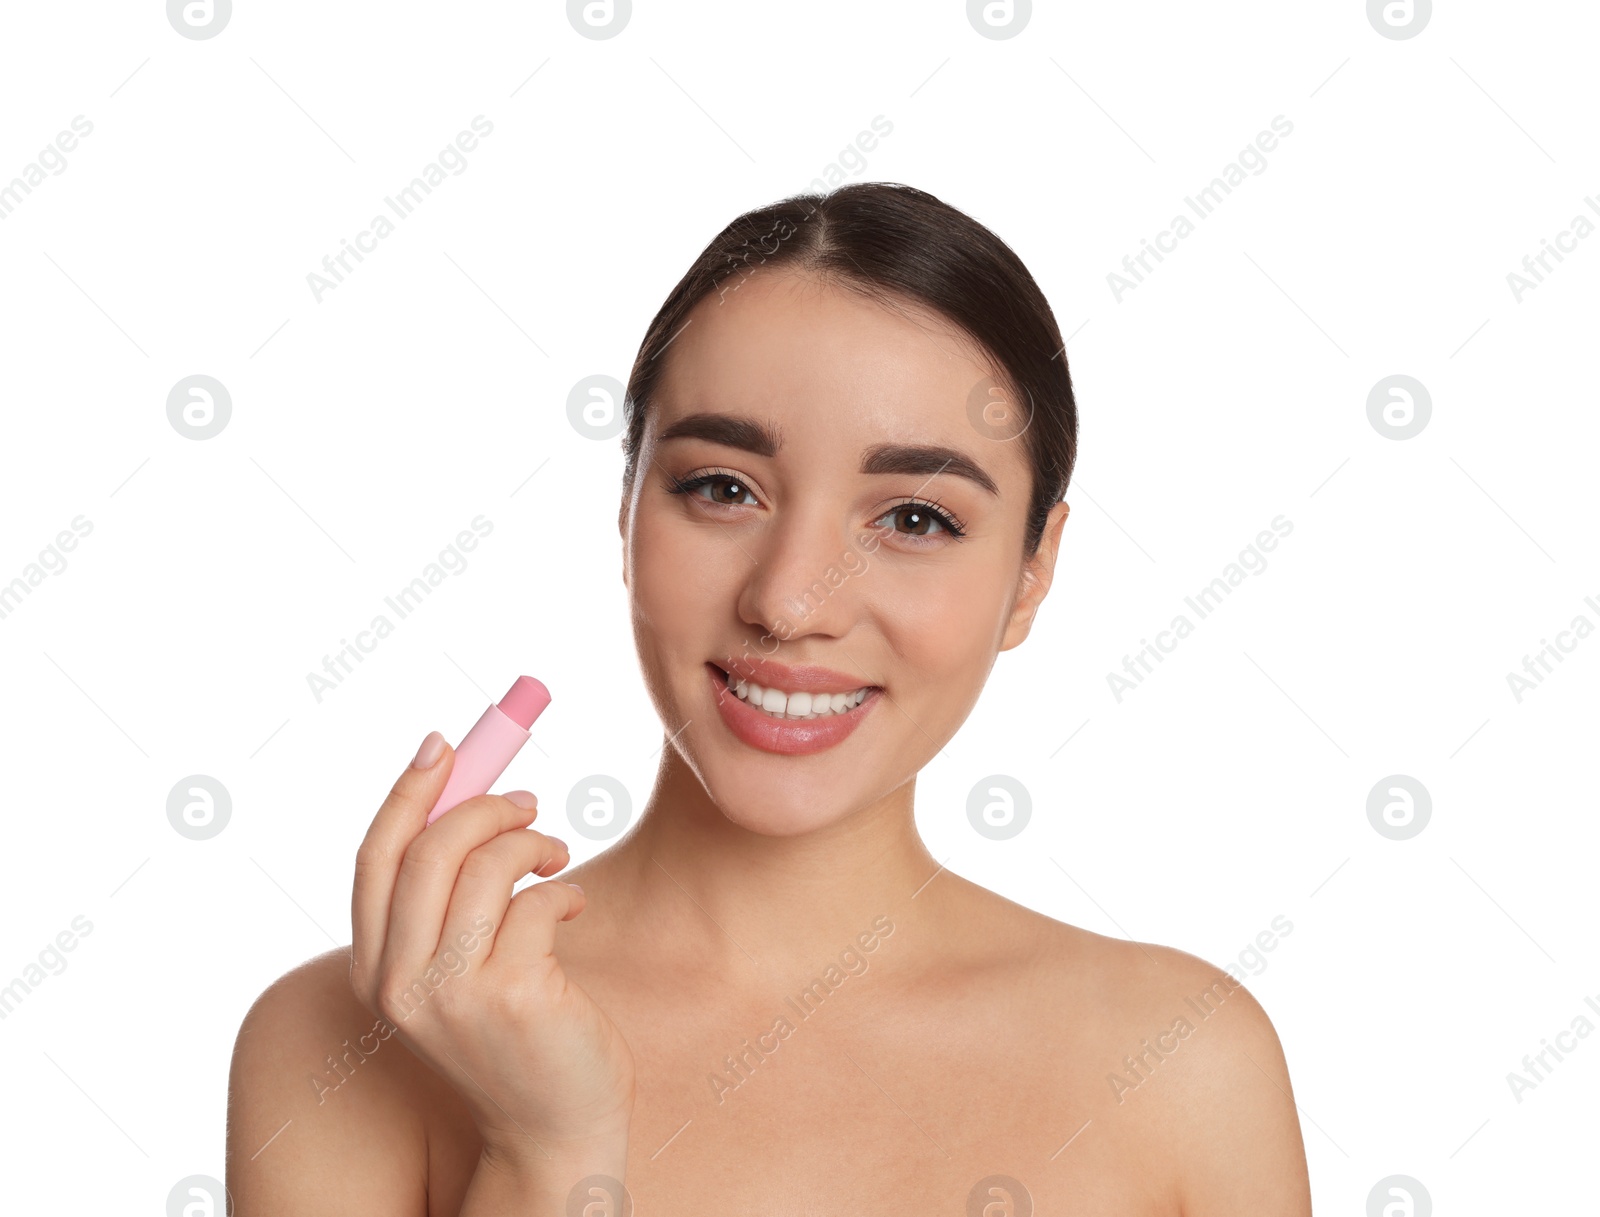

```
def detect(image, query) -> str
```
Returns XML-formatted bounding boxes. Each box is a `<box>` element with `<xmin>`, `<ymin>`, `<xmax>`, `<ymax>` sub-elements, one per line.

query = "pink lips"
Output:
<box><xmin>707</xmin><ymin>661</ymin><xmax>879</xmax><ymax>756</ymax></box>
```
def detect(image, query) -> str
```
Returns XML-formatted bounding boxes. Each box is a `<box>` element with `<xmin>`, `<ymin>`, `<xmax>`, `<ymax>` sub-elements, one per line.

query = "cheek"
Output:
<box><xmin>877</xmin><ymin>552</ymin><xmax>1014</xmax><ymax>670</ymax></box>
<box><xmin>629</xmin><ymin>509</ymin><xmax>736</xmax><ymax>645</ymax></box>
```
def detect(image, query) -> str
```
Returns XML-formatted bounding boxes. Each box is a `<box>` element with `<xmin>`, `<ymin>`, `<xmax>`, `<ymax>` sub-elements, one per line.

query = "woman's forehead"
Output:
<box><xmin>661</xmin><ymin>273</ymin><xmax>999</xmax><ymax>418</ymax></box>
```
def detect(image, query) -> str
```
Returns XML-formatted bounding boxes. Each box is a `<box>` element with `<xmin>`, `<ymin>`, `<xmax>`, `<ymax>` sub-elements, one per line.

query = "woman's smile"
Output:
<box><xmin>706</xmin><ymin>659</ymin><xmax>882</xmax><ymax>755</ymax></box>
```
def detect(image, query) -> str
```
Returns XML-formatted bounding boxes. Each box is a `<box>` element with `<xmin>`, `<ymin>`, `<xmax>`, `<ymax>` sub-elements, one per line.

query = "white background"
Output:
<box><xmin>1</xmin><ymin>1</ymin><xmax>1594</xmax><ymax>1211</ymax></box>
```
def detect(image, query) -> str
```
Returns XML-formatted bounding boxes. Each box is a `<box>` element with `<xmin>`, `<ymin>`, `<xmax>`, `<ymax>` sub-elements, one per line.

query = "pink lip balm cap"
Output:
<box><xmin>498</xmin><ymin>675</ymin><xmax>551</xmax><ymax>730</ymax></box>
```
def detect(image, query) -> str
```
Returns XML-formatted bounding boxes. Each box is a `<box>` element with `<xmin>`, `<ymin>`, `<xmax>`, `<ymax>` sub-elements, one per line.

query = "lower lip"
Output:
<box><xmin>707</xmin><ymin>662</ymin><xmax>880</xmax><ymax>756</ymax></box>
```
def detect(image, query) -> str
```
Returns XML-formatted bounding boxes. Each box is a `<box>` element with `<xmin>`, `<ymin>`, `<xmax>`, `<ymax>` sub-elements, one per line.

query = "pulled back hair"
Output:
<box><xmin>620</xmin><ymin>182</ymin><xmax>1078</xmax><ymax>559</ymax></box>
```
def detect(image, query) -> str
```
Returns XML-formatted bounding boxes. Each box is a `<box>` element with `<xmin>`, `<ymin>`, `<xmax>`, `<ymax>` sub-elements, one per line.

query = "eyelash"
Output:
<box><xmin>665</xmin><ymin>468</ymin><xmax>969</xmax><ymax>543</ymax></box>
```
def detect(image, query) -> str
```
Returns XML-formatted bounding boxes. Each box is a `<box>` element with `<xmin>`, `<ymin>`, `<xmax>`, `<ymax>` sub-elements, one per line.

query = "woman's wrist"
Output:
<box><xmin>466</xmin><ymin>1132</ymin><xmax>631</xmax><ymax>1214</ymax></box>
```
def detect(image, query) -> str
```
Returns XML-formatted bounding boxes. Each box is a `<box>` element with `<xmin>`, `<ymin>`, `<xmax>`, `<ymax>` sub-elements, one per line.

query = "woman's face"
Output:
<box><xmin>620</xmin><ymin>267</ymin><xmax>1068</xmax><ymax>836</ymax></box>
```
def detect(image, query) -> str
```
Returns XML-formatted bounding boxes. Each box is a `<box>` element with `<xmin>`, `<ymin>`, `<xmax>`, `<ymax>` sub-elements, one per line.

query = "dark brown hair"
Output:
<box><xmin>621</xmin><ymin>182</ymin><xmax>1078</xmax><ymax>558</ymax></box>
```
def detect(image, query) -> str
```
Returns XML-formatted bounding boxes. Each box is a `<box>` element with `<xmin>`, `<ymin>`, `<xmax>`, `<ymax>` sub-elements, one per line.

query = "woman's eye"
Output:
<box><xmin>686</xmin><ymin>475</ymin><xmax>758</xmax><ymax>506</ymax></box>
<box><xmin>875</xmin><ymin>503</ymin><xmax>961</xmax><ymax>539</ymax></box>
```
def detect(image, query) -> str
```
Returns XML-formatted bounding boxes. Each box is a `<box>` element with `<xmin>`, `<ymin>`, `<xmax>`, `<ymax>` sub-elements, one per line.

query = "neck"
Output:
<box><xmin>582</xmin><ymin>744</ymin><xmax>950</xmax><ymax>987</ymax></box>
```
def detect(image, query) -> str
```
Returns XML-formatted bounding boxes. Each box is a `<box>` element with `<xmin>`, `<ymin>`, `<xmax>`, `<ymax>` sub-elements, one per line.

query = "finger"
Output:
<box><xmin>484</xmin><ymin>877</ymin><xmax>586</xmax><ymax>967</ymax></box>
<box><xmin>380</xmin><ymin>792</ymin><xmax>540</xmax><ymax>981</ymax></box>
<box><xmin>351</xmin><ymin>731</ymin><xmax>457</xmax><ymax>1001</ymax></box>
<box><xmin>439</xmin><ymin>828</ymin><xmax>571</xmax><ymax>965</ymax></box>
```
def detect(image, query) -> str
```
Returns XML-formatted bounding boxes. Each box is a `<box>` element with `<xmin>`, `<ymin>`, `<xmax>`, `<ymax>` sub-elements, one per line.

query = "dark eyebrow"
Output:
<box><xmin>658</xmin><ymin>411</ymin><xmax>782</xmax><ymax>457</ymax></box>
<box><xmin>860</xmin><ymin>442</ymin><xmax>999</xmax><ymax>497</ymax></box>
<box><xmin>659</xmin><ymin>411</ymin><xmax>1000</xmax><ymax>496</ymax></box>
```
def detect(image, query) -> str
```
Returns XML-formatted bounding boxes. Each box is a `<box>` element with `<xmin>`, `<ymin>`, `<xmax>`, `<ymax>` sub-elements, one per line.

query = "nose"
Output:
<box><xmin>735</xmin><ymin>499</ymin><xmax>866</xmax><ymax>643</ymax></box>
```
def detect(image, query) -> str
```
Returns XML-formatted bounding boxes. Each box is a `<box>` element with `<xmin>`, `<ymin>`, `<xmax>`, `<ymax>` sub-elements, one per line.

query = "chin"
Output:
<box><xmin>720</xmin><ymin>793</ymin><xmax>844</xmax><ymax>837</ymax></box>
<box><xmin>674</xmin><ymin>732</ymin><xmax>847</xmax><ymax>829</ymax></box>
<box><xmin>703</xmin><ymin>773</ymin><xmax>855</xmax><ymax>838</ymax></box>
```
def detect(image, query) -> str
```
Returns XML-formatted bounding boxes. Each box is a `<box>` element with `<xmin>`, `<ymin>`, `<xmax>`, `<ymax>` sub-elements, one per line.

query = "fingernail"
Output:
<box><xmin>568</xmin><ymin>883</ymin><xmax>584</xmax><ymax>894</ymax></box>
<box><xmin>504</xmin><ymin>789</ymin><xmax>538</xmax><ymax>809</ymax></box>
<box><xmin>412</xmin><ymin>731</ymin><xmax>445</xmax><ymax>769</ymax></box>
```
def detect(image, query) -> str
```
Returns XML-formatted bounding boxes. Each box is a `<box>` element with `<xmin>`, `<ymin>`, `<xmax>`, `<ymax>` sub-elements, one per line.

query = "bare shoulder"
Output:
<box><xmin>1024</xmin><ymin>910</ymin><xmax>1313</xmax><ymax>1216</ymax></box>
<box><xmin>225</xmin><ymin>946</ymin><xmax>446</xmax><ymax>1211</ymax></box>
<box><xmin>935</xmin><ymin>881</ymin><xmax>1310</xmax><ymax>1212</ymax></box>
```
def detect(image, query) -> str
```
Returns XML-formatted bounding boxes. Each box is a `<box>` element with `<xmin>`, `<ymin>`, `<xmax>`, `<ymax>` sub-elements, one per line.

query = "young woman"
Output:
<box><xmin>227</xmin><ymin>183</ymin><xmax>1313</xmax><ymax>1214</ymax></box>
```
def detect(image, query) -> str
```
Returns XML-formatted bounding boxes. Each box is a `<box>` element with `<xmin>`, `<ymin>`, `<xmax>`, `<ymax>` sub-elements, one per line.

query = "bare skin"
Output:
<box><xmin>227</xmin><ymin>266</ymin><xmax>1312</xmax><ymax>1214</ymax></box>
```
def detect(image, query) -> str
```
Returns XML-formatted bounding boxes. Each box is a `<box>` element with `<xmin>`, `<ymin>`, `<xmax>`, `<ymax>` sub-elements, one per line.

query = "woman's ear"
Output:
<box><xmin>618</xmin><ymin>496</ymin><xmax>629</xmax><ymax>589</ymax></box>
<box><xmin>1000</xmin><ymin>500</ymin><xmax>1070</xmax><ymax>652</ymax></box>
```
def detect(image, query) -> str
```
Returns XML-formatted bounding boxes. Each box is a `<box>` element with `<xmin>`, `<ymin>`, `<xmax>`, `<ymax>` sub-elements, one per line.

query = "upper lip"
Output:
<box><xmin>711</xmin><ymin>654</ymin><xmax>879</xmax><ymax>694</ymax></box>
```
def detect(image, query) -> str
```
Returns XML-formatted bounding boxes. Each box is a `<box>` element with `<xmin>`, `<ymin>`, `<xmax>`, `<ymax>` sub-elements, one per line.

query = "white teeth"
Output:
<box><xmin>721</xmin><ymin>668</ymin><xmax>871</xmax><ymax>720</ymax></box>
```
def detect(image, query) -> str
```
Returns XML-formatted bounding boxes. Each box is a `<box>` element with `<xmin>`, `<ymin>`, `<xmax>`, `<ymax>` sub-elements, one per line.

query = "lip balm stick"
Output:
<box><xmin>425</xmin><ymin>675</ymin><xmax>551</xmax><ymax>825</ymax></box>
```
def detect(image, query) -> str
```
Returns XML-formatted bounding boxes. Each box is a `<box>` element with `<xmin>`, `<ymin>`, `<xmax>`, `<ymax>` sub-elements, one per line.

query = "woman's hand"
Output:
<box><xmin>348</xmin><ymin>730</ymin><xmax>636</xmax><ymax>1164</ymax></box>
